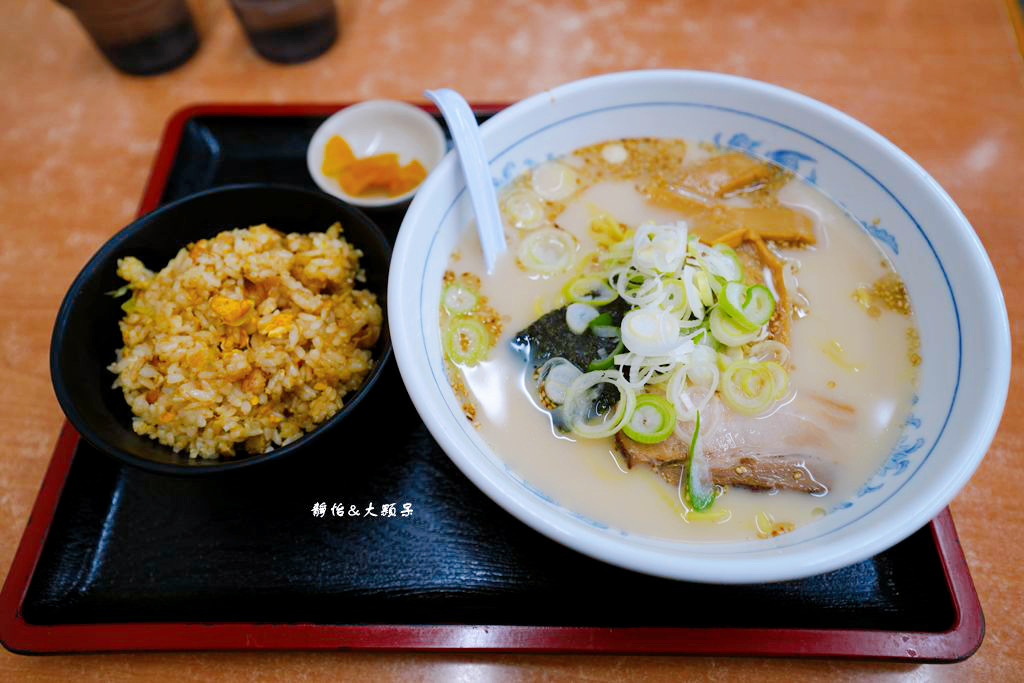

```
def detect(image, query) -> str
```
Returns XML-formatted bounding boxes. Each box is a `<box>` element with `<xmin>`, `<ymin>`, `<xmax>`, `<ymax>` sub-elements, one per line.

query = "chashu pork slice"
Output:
<box><xmin>615</xmin><ymin>397</ymin><xmax>833</xmax><ymax>495</ymax></box>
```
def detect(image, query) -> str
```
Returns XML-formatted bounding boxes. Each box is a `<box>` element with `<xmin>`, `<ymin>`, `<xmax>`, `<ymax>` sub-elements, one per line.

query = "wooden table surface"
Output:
<box><xmin>2</xmin><ymin>0</ymin><xmax>1021</xmax><ymax>679</ymax></box>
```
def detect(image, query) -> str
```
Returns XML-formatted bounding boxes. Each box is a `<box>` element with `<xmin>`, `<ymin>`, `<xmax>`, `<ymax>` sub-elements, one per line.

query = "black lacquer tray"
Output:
<box><xmin>0</xmin><ymin>104</ymin><xmax>983</xmax><ymax>658</ymax></box>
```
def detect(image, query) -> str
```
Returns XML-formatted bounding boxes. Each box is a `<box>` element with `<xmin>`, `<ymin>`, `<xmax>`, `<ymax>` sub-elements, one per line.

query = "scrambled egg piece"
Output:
<box><xmin>258</xmin><ymin>312</ymin><xmax>295</xmax><ymax>338</ymax></box>
<box><xmin>210</xmin><ymin>296</ymin><xmax>253</xmax><ymax>326</ymax></box>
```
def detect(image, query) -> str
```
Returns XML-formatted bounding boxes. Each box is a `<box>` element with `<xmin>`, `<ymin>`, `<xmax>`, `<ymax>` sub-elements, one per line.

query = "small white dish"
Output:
<box><xmin>307</xmin><ymin>100</ymin><xmax>447</xmax><ymax>208</ymax></box>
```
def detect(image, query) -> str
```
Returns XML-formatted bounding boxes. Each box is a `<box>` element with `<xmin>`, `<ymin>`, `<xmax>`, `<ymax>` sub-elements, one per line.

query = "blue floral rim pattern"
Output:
<box><xmin>420</xmin><ymin>100</ymin><xmax>962</xmax><ymax>553</ymax></box>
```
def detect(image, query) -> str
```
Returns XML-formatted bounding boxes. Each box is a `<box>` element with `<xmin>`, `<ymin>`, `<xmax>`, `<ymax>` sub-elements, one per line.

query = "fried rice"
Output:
<box><xmin>107</xmin><ymin>223</ymin><xmax>382</xmax><ymax>459</ymax></box>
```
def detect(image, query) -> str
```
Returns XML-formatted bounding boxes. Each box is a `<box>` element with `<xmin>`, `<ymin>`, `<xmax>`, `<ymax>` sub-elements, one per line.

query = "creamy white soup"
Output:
<box><xmin>440</xmin><ymin>138</ymin><xmax>918</xmax><ymax>542</ymax></box>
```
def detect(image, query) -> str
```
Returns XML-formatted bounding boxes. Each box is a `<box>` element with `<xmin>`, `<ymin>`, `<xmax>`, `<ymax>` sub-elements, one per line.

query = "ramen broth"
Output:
<box><xmin>443</xmin><ymin>139</ymin><xmax>917</xmax><ymax>542</ymax></box>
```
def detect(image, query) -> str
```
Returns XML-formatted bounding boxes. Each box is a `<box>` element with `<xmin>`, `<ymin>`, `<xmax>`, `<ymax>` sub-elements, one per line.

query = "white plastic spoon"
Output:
<box><xmin>425</xmin><ymin>88</ymin><xmax>507</xmax><ymax>273</ymax></box>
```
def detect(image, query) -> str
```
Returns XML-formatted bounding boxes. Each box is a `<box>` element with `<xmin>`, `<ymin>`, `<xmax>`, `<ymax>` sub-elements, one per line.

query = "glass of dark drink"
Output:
<box><xmin>230</xmin><ymin>0</ymin><xmax>338</xmax><ymax>64</ymax></box>
<box><xmin>56</xmin><ymin>0</ymin><xmax>199</xmax><ymax>76</ymax></box>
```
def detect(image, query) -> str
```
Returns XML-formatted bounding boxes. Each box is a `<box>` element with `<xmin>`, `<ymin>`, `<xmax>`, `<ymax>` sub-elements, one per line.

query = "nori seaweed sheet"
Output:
<box><xmin>511</xmin><ymin>297</ymin><xmax>630</xmax><ymax>370</ymax></box>
<box><xmin>511</xmin><ymin>298</ymin><xmax>631</xmax><ymax>417</ymax></box>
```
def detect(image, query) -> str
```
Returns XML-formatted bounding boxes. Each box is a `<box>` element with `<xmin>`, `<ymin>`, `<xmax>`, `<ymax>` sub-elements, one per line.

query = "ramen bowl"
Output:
<box><xmin>388</xmin><ymin>70</ymin><xmax>1010</xmax><ymax>583</ymax></box>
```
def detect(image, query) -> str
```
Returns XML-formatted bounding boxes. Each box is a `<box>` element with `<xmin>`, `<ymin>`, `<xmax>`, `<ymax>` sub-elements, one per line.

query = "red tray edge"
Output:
<box><xmin>0</xmin><ymin>103</ymin><xmax>985</xmax><ymax>659</ymax></box>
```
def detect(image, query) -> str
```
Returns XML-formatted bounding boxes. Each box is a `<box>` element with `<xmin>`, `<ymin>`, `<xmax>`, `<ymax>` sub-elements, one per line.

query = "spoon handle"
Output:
<box><xmin>425</xmin><ymin>88</ymin><xmax>507</xmax><ymax>273</ymax></box>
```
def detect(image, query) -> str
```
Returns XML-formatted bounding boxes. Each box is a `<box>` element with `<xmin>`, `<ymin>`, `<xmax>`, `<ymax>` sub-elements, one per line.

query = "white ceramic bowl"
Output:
<box><xmin>388</xmin><ymin>70</ymin><xmax>1011</xmax><ymax>583</ymax></box>
<box><xmin>307</xmin><ymin>100</ymin><xmax>447</xmax><ymax>208</ymax></box>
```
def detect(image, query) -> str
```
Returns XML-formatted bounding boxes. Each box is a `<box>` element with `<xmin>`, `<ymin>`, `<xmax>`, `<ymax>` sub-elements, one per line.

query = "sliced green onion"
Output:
<box><xmin>713</xmin><ymin>243</ymin><xmax>744</xmax><ymax>282</ymax></box>
<box><xmin>717</xmin><ymin>347</ymin><xmax>744</xmax><ymax>372</ymax></box>
<box><xmin>444</xmin><ymin>315</ymin><xmax>491</xmax><ymax>366</ymax></box>
<box><xmin>621</xmin><ymin>307</ymin><xmax>682</xmax><ymax>355</ymax></box>
<box><xmin>531</xmin><ymin>161</ymin><xmax>578</xmax><ymax>201</ymax></box>
<box><xmin>588</xmin><ymin>339</ymin><xmax>624</xmax><ymax>371</ymax></box>
<box><xmin>660</xmin><ymin>277</ymin><xmax>687</xmax><ymax>313</ymax></box>
<box><xmin>631</xmin><ymin>222</ymin><xmax>687</xmax><ymax>274</ymax></box>
<box><xmin>590</xmin><ymin>325</ymin><xmax>620</xmax><ymax>339</ymax></box>
<box><xmin>566</xmin><ymin>303</ymin><xmax>600</xmax><ymax>334</ymax></box>
<box><xmin>720</xmin><ymin>360</ymin><xmax>780</xmax><ymax>415</ymax></box>
<box><xmin>501</xmin><ymin>188</ymin><xmax>546</xmax><ymax>230</ymax></box>
<box><xmin>748</xmin><ymin>340</ymin><xmax>790</xmax><ymax>365</ymax></box>
<box><xmin>537</xmin><ymin>357</ymin><xmax>582</xmax><ymax>405</ymax></box>
<box><xmin>761</xmin><ymin>360</ymin><xmax>789</xmax><ymax>400</ymax></box>
<box><xmin>106</xmin><ymin>284</ymin><xmax>132</xmax><ymax>298</ymax></box>
<box><xmin>599</xmin><ymin>238</ymin><xmax>634</xmax><ymax>269</ymax></box>
<box><xmin>720</xmin><ymin>282</ymin><xmax>775</xmax><ymax>332</ymax></box>
<box><xmin>719</xmin><ymin>281</ymin><xmax>758</xmax><ymax>332</ymax></box>
<box><xmin>695</xmin><ymin>270</ymin><xmax>714</xmax><ymax>308</ymax></box>
<box><xmin>709</xmin><ymin>307</ymin><xmax>760</xmax><ymax>347</ymax></box>
<box><xmin>742</xmin><ymin>285</ymin><xmax>776</xmax><ymax>327</ymax></box>
<box><xmin>563</xmin><ymin>370</ymin><xmax>637</xmax><ymax>439</ymax></box>
<box><xmin>565</xmin><ymin>275</ymin><xmax>618</xmax><ymax>305</ymax></box>
<box><xmin>681</xmin><ymin>265</ymin><xmax>705</xmax><ymax>320</ymax></box>
<box><xmin>517</xmin><ymin>227</ymin><xmax>577</xmax><ymax>274</ymax></box>
<box><xmin>610</xmin><ymin>267</ymin><xmax>665</xmax><ymax>307</ymax></box>
<box><xmin>687</xmin><ymin>410</ymin><xmax>714</xmax><ymax>511</ymax></box>
<box><xmin>624</xmin><ymin>270</ymin><xmax>649</xmax><ymax>286</ymax></box>
<box><xmin>588</xmin><ymin>312</ymin><xmax>614</xmax><ymax>329</ymax></box>
<box><xmin>442</xmin><ymin>282</ymin><xmax>479</xmax><ymax>314</ymax></box>
<box><xmin>709</xmin><ymin>274</ymin><xmax>727</xmax><ymax>299</ymax></box>
<box><xmin>622</xmin><ymin>394</ymin><xmax>676</xmax><ymax>443</ymax></box>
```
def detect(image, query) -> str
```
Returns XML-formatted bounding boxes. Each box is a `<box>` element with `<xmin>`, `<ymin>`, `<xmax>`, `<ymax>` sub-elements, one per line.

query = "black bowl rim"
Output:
<box><xmin>50</xmin><ymin>183</ymin><xmax>393</xmax><ymax>476</ymax></box>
